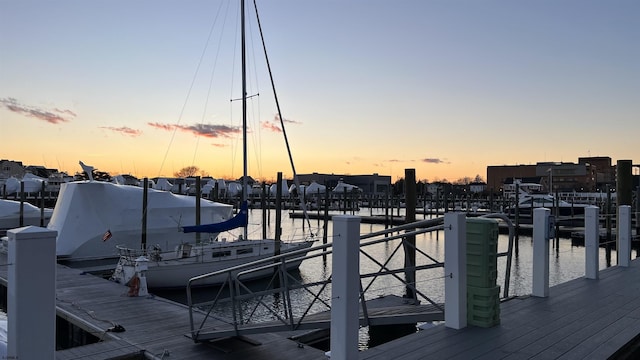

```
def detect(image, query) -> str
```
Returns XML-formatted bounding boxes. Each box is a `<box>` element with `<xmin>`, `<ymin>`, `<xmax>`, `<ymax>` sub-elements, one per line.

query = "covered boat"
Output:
<box><xmin>332</xmin><ymin>180</ymin><xmax>360</xmax><ymax>193</ymax></box>
<box><xmin>2</xmin><ymin>175</ymin><xmax>46</xmax><ymax>195</ymax></box>
<box><xmin>48</xmin><ymin>180</ymin><xmax>233</xmax><ymax>266</ymax></box>
<box><xmin>0</xmin><ymin>199</ymin><xmax>53</xmax><ymax>230</ymax></box>
<box><xmin>305</xmin><ymin>181</ymin><xmax>326</xmax><ymax>195</ymax></box>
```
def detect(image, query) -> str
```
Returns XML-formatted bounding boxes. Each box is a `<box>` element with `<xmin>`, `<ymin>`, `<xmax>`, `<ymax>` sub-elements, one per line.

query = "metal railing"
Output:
<box><xmin>186</xmin><ymin>214</ymin><xmax>514</xmax><ymax>342</ymax></box>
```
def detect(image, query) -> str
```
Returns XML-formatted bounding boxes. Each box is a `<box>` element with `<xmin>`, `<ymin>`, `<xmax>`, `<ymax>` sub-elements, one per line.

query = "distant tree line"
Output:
<box><xmin>392</xmin><ymin>174</ymin><xmax>487</xmax><ymax>197</ymax></box>
<box><xmin>76</xmin><ymin>164</ymin><xmax>488</xmax><ymax>198</ymax></box>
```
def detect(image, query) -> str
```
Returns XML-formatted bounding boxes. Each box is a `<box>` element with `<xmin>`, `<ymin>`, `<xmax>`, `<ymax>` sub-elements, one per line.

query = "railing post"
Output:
<box><xmin>7</xmin><ymin>226</ymin><xmax>57</xmax><ymax>359</ymax></box>
<box><xmin>585</xmin><ymin>206</ymin><xmax>600</xmax><ymax>279</ymax></box>
<box><xmin>329</xmin><ymin>215</ymin><xmax>360</xmax><ymax>360</ymax></box>
<box><xmin>618</xmin><ymin>205</ymin><xmax>632</xmax><ymax>267</ymax></box>
<box><xmin>444</xmin><ymin>212</ymin><xmax>467</xmax><ymax>329</ymax></box>
<box><xmin>532</xmin><ymin>208</ymin><xmax>550</xmax><ymax>297</ymax></box>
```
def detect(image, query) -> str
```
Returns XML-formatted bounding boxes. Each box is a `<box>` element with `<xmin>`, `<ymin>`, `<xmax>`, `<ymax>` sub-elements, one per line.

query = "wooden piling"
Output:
<box><xmin>636</xmin><ymin>186</ymin><xmax>640</xmax><ymax>242</ymax></box>
<box><xmin>403</xmin><ymin>169</ymin><xmax>417</xmax><ymax>301</ymax></box>
<box><xmin>194</xmin><ymin>176</ymin><xmax>200</xmax><ymax>245</ymax></box>
<box><xmin>555</xmin><ymin>188</ymin><xmax>560</xmax><ymax>250</ymax></box>
<box><xmin>275</xmin><ymin>173</ymin><xmax>283</xmax><ymax>247</ymax></box>
<box><xmin>323</xmin><ymin>189</ymin><xmax>329</xmax><ymax>255</ymax></box>
<box><xmin>273</xmin><ymin>174</ymin><xmax>283</xmax><ymax>286</ymax></box>
<box><xmin>142</xmin><ymin>178</ymin><xmax>149</xmax><ymax>250</ymax></box>
<box><xmin>19</xmin><ymin>181</ymin><xmax>24</xmax><ymax>227</ymax></box>
<box><xmin>384</xmin><ymin>188</ymin><xmax>390</xmax><ymax>231</ymax></box>
<box><xmin>262</xmin><ymin>182</ymin><xmax>267</xmax><ymax>240</ymax></box>
<box><xmin>617</xmin><ymin>160</ymin><xmax>633</xmax><ymax>207</ymax></box>
<box><xmin>515</xmin><ymin>183</ymin><xmax>520</xmax><ymax>247</ymax></box>
<box><xmin>40</xmin><ymin>181</ymin><xmax>46</xmax><ymax>227</ymax></box>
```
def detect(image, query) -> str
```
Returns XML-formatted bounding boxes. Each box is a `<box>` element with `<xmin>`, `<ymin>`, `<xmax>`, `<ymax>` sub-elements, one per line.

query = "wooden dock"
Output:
<box><xmin>3</xmin><ymin>239</ymin><xmax>640</xmax><ymax>358</ymax></box>
<box><xmin>360</xmin><ymin>258</ymin><xmax>640</xmax><ymax>359</ymax></box>
<box><xmin>0</xmin><ymin>252</ymin><xmax>328</xmax><ymax>360</ymax></box>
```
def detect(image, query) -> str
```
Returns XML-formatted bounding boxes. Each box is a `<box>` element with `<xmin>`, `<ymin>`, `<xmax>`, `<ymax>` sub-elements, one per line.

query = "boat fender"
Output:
<box><xmin>127</xmin><ymin>274</ymin><xmax>140</xmax><ymax>297</ymax></box>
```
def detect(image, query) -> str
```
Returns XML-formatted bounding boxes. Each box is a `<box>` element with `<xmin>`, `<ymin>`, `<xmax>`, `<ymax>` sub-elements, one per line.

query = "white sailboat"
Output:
<box><xmin>110</xmin><ymin>1</ymin><xmax>314</xmax><ymax>289</ymax></box>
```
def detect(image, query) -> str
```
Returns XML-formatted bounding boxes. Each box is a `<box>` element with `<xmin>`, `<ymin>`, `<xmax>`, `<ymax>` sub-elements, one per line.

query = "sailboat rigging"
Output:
<box><xmin>110</xmin><ymin>0</ymin><xmax>315</xmax><ymax>289</ymax></box>
<box><xmin>182</xmin><ymin>0</ymin><xmax>314</xmax><ymax>237</ymax></box>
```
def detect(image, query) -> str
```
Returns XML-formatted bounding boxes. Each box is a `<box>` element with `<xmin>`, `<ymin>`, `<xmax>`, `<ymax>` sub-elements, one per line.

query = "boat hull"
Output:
<box><xmin>111</xmin><ymin>240</ymin><xmax>314</xmax><ymax>289</ymax></box>
<box><xmin>145</xmin><ymin>253</ymin><xmax>307</xmax><ymax>288</ymax></box>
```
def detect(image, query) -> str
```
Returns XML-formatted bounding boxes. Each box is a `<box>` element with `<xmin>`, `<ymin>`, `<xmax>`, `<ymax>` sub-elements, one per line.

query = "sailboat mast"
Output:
<box><xmin>241</xmin><ymin>0</ymin><xmax>248</xmax><ymax>240</ymax></box>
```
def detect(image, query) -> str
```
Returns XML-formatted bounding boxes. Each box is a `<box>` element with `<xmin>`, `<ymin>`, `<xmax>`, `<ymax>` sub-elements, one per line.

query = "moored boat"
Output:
<box><xmin>109</xmin><ymin>0</ymin><xmax>315</xmax><ymax>289</ymax></box>
<box><xmin>504</xmin><ymin>188</ymin><xmax>589</xmax><ymax>218</ymax></box>
<box><xmin>110</xmin><ymin>235</ymin><xmax>313</xmax><ymax>288</ymax></box>
<box><xmin>49</xmin><ymin>180</ymin><xmax>233</xmax><ymax>270</ymax></box>
<box><xmin>0</xmin><ymin>199</ymin><xmax>53</xmax><ymax>231</ymax></box>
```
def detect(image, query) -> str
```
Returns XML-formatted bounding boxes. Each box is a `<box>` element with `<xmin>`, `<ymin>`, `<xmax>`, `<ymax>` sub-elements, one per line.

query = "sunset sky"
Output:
<box><xmin>1</xmin><ymin>1</ymin><xmax>638</xmax><ymax>183</ymax></box>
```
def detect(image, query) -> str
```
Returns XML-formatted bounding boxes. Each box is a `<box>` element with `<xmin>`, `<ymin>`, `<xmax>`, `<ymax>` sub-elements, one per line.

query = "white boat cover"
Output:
<box><xmin>289</xmin><ymin>183</ymin><xmax>307</xmax><ymax>195</ymax></box>
<box><xmin>155</xmin><ymin>178</ymin><xmax>173</xmax><ymax>191</ymax></box>
<box><xmin>48</xmin><ymin>181</ymin><xmax>233</xmax><ymax>260</ymax></box>
<box><xmin>226</xmin><ymin>182</ymin><xmax>242</xmax><ymax>197</ymax></box>
<box><xmin>3</xmin><ymin>176</ymin><xmax>45</xmax><ymax>194</ymax></box>
<box><xmin>305</xmin><ymin>181</ymin><xmax>326</xmax><ymax>194</ymax></box>
<box><xmin>269</xmin><ymin>181</ymin><xmax>290</xmax><ymax>197</ymax></box>
<box><xmin>112</xmin><ymin>175</ymin><xmax>125</xmax><ymax>185</ymax></box>
<box><xmin>0</xmin><ymin>199</ymin><xmax>53</xmax><ymax>229</ymax></box>
<box><xmin>332</xmin><ymin>180</ymin><xmax>360</xmax><ymax>193</ymax></box>
<box><xmin>201</xmin><ymin>179</ymin><xmax>225</xmax><ymax>196</ymax></box>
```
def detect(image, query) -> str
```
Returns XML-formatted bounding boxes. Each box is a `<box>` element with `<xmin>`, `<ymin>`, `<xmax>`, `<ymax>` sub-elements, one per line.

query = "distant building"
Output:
<box><xmin>120</xmin><ymin>174</ymin><xmax>140</xmax><ymax>186</ymax></box>
<box><xmin>537</xmin><ymin>161</ymin><xmax>596</xmax><ymax>192</ymax></box>
<box><xmin>1</xmin><ymin>160</ymin><xmax>62</xmax><ymax>180</ymax></box>
<box><xmin>0</xmin><ymin>159</ymin><xmax>25</xmax><ymax>179</ymax></box>
<box><xmin>25</xmin><ymin>165</ymin><xmax>56</xmax><ymax>178</ymax></box>
<box><xmin>469</xmin><ymin>181</ymin><xmax>487</xmax><ymax>194</ymax></box>
<box><xmin>487</xmin><ymin>157</ymin><xmax>606</xmax><ymax>194</ymax></box>
<box><xmin>578</xmin><ymin>156</ymin><xmax>615</xmax><ymax>191</ymax></box>
<box><xmin>486</xmin><ymin>164</ymin><xmax>537</xmax><ymax>193</ymax></box>
<box><xmin>296</xmin><ymin>173</ymin><xmax>391</xmax><ymax>196</ymax></box>
<box><xmin>426</xmin><ymin>183</ymin><xmax>443</xmax><ymax>196</ymax></box>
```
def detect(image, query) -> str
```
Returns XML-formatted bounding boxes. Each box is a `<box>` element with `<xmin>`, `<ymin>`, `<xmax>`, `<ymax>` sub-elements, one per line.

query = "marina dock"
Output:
<box><xmin>3</xmin><ymin>206</ymin><xmax>640</xmax><ymax>359</ymax></box>
<box><xmin>4</xmin><ymin>248</ymin><xmax>640</xmax><ymax>359</ymax></box>
<box><xmin>361</xmin><ymin>258</ymin><xmax>640</xmax><ymax>359</ymax></box>
<box><xmin>0</xmin><ymin>252</ymin><xmax>327</xmax><ymax>360</ymax></box>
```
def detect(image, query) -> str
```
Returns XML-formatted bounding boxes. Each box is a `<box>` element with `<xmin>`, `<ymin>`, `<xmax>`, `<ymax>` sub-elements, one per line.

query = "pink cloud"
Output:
<box><xmin>100</xmin><ymin>126</ymin><xmax>143</xmax><ymax>137</ymax></box>
<box><xmin>274</xmin><ymin>114</ymin><xmax>302</xmax><ymax>125</ymax></box>
<box><xmin>261</xmin><ymin>114</ymin><xmax>302</xmax><ymax>133</ymax></box>
<box><xmin>422</xmin><ymin>158</ymin><xmax>445</xmax><ymax>164</ymax></box>
<box><xmin>148</xmin><ymin>122</ymin><xmax>241</xmax><ymax>138</ymax></box>
<box><xmin>261</xmin><ymin>121</ymin><xmax>282</xmax><ymax>133</ymax></box>
<box><xmin>1</xmin><ymin>97</ymin><xmax>75</xmax><ymax>124</ymax></box>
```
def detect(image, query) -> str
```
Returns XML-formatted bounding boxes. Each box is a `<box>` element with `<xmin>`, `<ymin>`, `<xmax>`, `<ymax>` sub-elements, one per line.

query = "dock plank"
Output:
<box><xmin>360</xmin><ymin>259</ymin><xmax>640</xmax><ymax>360</ymax></box>
<box><xmin>0</xmin><ymin>252</ymin><xmax>328</xmax><ymax>360</ymax></box>
<box><xmin>4</xmin><ymin>241</ymin><xmax>640</xmax><ymax>358</ymax></box>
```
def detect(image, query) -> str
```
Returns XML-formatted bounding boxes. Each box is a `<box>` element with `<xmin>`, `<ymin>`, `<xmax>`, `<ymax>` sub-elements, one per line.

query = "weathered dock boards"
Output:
<box><xmin>0</xmin><ymin>253</ymin><xmax>327</xmax><ymax>360</ymax></box>
<box><xmin>360</xmin><ymin>258</ymin><xmax>640</xmax><ymax>359</ymax></box>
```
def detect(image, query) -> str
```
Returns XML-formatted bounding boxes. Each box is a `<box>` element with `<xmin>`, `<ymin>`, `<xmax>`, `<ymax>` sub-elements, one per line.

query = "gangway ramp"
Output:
<box><xmin>190</xmin><ymin>295</ymin><xmax>444</xmax><ymax>342</ymax></box>
<box><xmin>187</xmin><ymin>214</ymin><xmax>514</xmax><ymax>345</ymax></box>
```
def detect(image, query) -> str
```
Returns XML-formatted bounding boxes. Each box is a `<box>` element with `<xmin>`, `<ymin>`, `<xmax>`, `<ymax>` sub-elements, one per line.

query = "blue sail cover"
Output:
<box><xmin>182</xmin><ymin>201</ymin><xmax>249</xmax><ymax>233</ymax></box>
